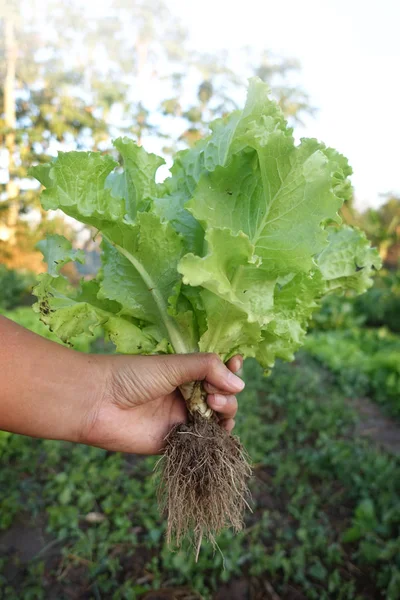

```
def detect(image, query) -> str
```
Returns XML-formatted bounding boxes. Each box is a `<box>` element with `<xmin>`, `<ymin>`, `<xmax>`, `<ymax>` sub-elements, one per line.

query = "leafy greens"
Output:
<box><xmin>30</xmin><ymin>78</ymin><xmax>380</xmax><ymax>368</ymax></box>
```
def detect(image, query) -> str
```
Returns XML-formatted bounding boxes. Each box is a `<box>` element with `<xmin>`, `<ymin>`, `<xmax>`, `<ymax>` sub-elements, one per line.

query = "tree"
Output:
<box><xmin>0</xmin><ymin>0</ymin><xmax>111</xmax><ymax>256</ymax></box>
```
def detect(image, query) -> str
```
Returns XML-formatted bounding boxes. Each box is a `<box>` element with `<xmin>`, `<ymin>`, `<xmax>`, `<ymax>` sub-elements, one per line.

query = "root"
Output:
<box><xmin>156</xmin><ymin>408</ymin><xmax>252</xmax><ymax>558</ymax></box>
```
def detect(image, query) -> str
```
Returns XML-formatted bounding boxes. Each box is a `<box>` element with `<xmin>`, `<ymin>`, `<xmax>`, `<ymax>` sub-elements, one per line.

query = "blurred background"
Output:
<box><xmin>0</xmin><ymin>1</ymin><xmax>399</xmax><ymax>599</ymax></box>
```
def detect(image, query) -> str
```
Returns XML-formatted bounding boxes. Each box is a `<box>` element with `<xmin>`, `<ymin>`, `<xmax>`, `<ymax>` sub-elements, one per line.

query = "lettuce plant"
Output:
<box><xmin>30</xmin><ymin>78</ymin><xmax>380</xmax><ymax>552</ymax></box>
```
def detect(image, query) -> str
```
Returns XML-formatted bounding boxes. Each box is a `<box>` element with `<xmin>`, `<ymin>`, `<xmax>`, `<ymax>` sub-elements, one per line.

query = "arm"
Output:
<box><xmin>0</xmin><ymin>316</ymin><xmax>244</xmax><ymax>454</ymax></box>
<box><xmin>0</xmin><ymin>315</ymin><xmax>101</xmax><ymax>443</ymax></box>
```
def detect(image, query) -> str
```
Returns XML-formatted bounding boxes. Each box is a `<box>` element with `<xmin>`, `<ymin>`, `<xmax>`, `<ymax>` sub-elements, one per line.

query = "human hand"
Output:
<box><xmin>0</xmin><ymin>317</ymin><xmax>244</xmax><ymax>455</ymax></box>
<box><xmin>82</xmin><ymin>353</ymin><xmax>244</xmax><ymax>455</ymax></box>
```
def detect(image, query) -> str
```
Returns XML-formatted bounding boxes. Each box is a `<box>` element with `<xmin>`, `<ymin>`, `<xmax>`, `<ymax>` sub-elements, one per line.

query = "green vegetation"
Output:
<box><xmin>312</xmin><ymin>270</ymin><xmax>400</xmax><ymax>334</ymax></box>
<box><xmin>0</xmin><ymin>266</ymin><xmax>36</xmax><ymax>310</ymax></box>
<box><xmin>354</xmin><ymin>271</ymin><xmax>400</xmax><ymax>333</ymax></box>
<box><xmin>306</xmin><ymin>269</ymin><xmax>400</xmax><ymax>419</ymax></box>
<box><xmin>305</xmin><ymin>328</ymin><xmax>400</xmax><ymax>418</ymax></box>
<box><xmin>1</xmin><ymin>354</ymin><xmax>399</xmax><ymax>599</ymax></box>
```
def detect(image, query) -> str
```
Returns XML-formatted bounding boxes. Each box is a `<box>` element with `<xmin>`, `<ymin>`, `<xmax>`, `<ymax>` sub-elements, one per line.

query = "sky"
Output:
<box><xmin>167</xmin><ymin>0</ymin><xmax>400</xmax><ymax>209</ymax></box>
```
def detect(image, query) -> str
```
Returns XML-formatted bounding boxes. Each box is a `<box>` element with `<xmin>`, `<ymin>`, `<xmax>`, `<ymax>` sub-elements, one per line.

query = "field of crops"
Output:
<box><xmin>1</xmin><ymin>276</ymin><xmax>399</xmax><ymax>599</ymax></box>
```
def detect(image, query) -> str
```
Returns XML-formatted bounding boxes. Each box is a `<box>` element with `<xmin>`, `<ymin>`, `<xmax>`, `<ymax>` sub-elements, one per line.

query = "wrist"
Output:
<box><xmin>72</xmin><ymin>353</ymin><xmax>113</xmax><ymax>446</ymax></box>
<box><xmin>30</xmin><ymin>351</ymin><xmax>107</xmax><ymax>444</ymax></box>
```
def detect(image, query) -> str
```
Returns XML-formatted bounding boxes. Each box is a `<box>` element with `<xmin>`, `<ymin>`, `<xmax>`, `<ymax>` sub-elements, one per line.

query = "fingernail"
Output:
<box><xmin>227</xmin><ymin>371</ymin><xmax>245</xmax><ymax>391</ymax></box>
<box><xmin>212</xmin><ymin>394</ymin><xmax>227</xmax><ymax>408</ymax></box>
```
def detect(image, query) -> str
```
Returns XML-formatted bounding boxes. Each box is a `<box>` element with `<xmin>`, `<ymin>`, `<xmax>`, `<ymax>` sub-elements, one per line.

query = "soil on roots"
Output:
<box><xmin>156</xmin><ymin>412</ymin><xmax>252</xmax><ymax>558</ymax></box>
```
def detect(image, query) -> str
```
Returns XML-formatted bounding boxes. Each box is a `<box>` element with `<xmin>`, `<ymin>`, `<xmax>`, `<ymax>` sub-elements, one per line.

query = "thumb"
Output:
<box><xmin>158</xmin><ymin>353</ymin><xmax>245</xmax><ymax>394</ymax></box>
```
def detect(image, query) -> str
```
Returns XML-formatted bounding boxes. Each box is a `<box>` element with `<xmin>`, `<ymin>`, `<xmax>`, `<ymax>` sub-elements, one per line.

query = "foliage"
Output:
<box><xmin>0</xmin><ymin>266</ymin><xmax>35</xmax><ymax>310</ymax></box>
<box><xmin>1</xmin><ymin>354</ymin><xmax>399</xmax><ymax>599</ymax></box>
<box><xmin>311</xmin><ymin>269</ymin><xmax>400</xmax><ymax>334</ymax></box>
<box><xmin>305</xmin><ymin>328</ymin><xmax>400</xmax><ymax>417</ymax></box>
<box><xmin>30</xmin><ymin>79</ymin><xmax>379</xmax><ymax>369</ymax></box>
<box><xmin>353</xmin><ymin>270</ymin><xmax>400</xmax><ymax>333</ymax></box>
<box><xmin>310</xmin><ymin>293</ymin><xmax>364</xmax><ymax>331</ymax></box>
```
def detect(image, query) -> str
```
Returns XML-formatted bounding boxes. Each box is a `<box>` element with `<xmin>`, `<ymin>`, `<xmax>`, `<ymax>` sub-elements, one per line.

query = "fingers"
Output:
<box><xmin>203</xmin><ymin>356</ymin><xmax>241</xmax><ymax>435</ymax></box>
<box><xmin>226</xmin><ymin>355</ymin><xmax>243</xmax><ymax>374</ymax></box>
<box><xmin>207</xmin><ymin>393</ymin><xmax>238</xmax><ymax>419</ymax></box>
<box><xmin>220</xmin><ymin>418</ymin><xmax>235</xmax><ymax>433</ymax></box>
<box><xmin>207</xmin><ymin>391</ymin><xmax>237</xmax><ymax>434</ymax></box>
<box><xmin>160</xmin><ymin>353</ymin><xmax>245</xmax><ymax>395</ymax></box>
<box><xmin>202</xmin><ymin>354</ymin><xmax>243</xmax><ymax>395</ymax></box>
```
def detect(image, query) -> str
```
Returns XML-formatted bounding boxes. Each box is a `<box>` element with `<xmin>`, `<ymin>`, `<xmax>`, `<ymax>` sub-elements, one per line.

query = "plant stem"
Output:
<box><xmin>180</xmin><ymin>380</ymin><xmax>213</xmax><ymax>419</ymax></box>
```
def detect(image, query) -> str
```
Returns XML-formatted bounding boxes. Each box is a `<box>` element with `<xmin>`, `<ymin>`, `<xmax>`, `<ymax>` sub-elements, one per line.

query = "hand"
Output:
<box><xmin>82</xmin><ymin>353</ymin><xmax>244</xmax><ymax>455</ymax></box>
<box><xmin>0</xmin><ymin>316</ymin><xmax>244</xmax><ymax>456</ymax></box>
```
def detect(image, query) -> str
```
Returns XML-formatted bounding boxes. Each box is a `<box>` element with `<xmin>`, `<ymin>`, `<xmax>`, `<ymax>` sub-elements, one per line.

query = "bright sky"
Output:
<box><xmin>168</xmin><ymin>0</ymin><xmax>400</xmax><ymax>209</ymax></box>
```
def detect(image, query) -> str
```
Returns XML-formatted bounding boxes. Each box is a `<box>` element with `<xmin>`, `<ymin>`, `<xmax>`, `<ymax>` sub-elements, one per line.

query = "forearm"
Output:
<box><xmin>0</xmin><ymin>316</ymin><xmax>104</xmax><ymax>442</ymax></box>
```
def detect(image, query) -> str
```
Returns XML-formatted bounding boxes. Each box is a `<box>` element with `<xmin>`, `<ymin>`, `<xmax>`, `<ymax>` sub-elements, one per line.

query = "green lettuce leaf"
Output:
<box><xmin>99</xmin><ymin>212</ymin><xmax>197</xmax><ymax>353</ymax></box>
<box><xmin>29</xmin><ymin>151</ymin><xmax>124</xmax><ymax>230</ymax></box>
<box><xmin>316</xmin><ymin>225</ymin><xmax>382</xmax><ymax>293</ymax></box>
<box><xmin>105</xmin><ymin>137</ymin><xmax>165</xmax><ymax>218</ymax></box>
<box><xmin>37</xmin><ymin>234</ymin><xmax>85</xmax><ymax>276</ymax></box>
<box><xmin>33</xmin><ymin>235</ymin><xmax>158</xmax><ymax>353</ymax></box>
